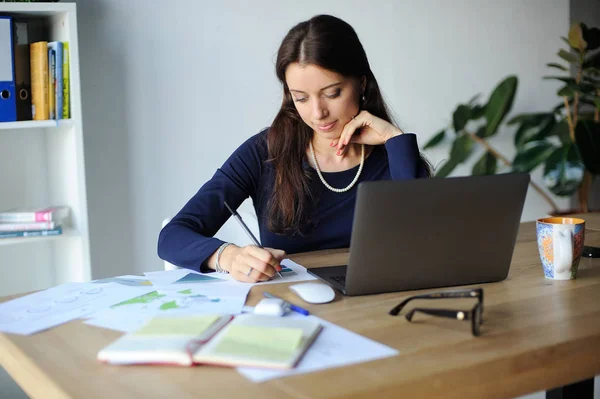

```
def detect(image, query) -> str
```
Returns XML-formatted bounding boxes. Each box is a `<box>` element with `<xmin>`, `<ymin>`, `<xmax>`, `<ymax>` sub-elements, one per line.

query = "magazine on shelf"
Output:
<box><xmin>0</xmin><ymin>225</ymin><xmax>62</xmax><ymax>239</ymax></box>
<box><xmin>0</xmin><ymin>206</ymin><xmax>69</xmax><ymax>223</ymax></box>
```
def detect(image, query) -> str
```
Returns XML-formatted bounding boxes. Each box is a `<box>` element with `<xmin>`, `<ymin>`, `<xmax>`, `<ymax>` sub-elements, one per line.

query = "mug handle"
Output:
<box><xmin>554</xmin><ymin>225</ymin><xmax>573</xmax><ymax>275</ymax></box>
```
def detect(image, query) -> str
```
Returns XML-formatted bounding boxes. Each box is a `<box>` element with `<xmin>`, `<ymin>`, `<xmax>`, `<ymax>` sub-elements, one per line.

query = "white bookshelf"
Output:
<box><xmin>0</xmin><ymin>3</ymin><xmax>90</xmax><ymax>296</ymax></box>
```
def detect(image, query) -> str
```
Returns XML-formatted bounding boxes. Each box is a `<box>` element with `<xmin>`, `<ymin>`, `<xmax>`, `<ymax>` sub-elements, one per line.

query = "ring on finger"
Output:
<box><xmin>246</xmin><ymin>267</ymin><xmax>253</xmax><ymax>277</ymax></box>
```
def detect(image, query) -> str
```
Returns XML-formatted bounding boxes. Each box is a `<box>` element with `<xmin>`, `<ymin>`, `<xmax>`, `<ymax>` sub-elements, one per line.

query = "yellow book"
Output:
<box><xmin>29</xmin><ymin>41</ymin><xmax>49</xmax><ymax>120</ymax></box>
<box><xmin>62</xmin><ymin>42</ymin><xmax>69</xmax><ymax>119</ymax></box>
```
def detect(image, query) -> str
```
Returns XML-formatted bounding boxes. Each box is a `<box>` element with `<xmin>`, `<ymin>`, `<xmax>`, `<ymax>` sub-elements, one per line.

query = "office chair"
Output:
<box><xmin>161</xmin><ymin>210</ymin><xmax>260</xmax><ymax>271</ymax></box>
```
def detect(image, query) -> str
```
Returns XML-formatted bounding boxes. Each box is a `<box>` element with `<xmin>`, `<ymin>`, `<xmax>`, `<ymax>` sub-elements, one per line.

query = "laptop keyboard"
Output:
<box><xmin>330</xmin><ymin>275</ymin><xmax>346</xmax><ymax>287</ymax></box>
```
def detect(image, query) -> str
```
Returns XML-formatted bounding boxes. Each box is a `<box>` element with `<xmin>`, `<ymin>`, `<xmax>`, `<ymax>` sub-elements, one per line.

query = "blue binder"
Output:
<box><xmin>0</xmin><ymin>16</ymin><xmax>17</xmax><ymax>123</ymax></box>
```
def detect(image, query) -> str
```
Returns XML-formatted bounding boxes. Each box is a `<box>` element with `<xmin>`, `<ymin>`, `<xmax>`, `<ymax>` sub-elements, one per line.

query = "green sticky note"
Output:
<box><xmin>134</xmin><ymin>315</ymin><xmax>220</xmax><ymax>336</ymax></box>
<box><xmin>214</xmin><ymin>325</ymin><xmax>304</xmax><ymax>362</ymax></box>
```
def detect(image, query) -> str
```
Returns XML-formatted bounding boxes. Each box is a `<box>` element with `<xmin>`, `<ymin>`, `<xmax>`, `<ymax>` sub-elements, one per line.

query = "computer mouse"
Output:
<box><xmin>288</xmin><ymin>282</ymin><xmax>336</xmax><ymax>304</ymax></box>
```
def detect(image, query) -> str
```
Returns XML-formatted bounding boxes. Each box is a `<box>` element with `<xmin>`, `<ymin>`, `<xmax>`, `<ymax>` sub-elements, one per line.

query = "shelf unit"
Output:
<box><xmin>0</xmin><ymin>3</ymin><xmax>90</xmax><ymax>296</ymax></box>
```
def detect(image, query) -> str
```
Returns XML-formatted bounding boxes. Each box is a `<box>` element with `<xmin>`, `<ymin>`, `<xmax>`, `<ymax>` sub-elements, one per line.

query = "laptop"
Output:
<box><xmin>308</xmin><ymin>173</ymin><xmax>530</xmax><ymax>296</ymax></box>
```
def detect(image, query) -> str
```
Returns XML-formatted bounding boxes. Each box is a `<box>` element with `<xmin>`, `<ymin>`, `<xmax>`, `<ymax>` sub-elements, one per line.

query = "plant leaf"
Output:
<box><xmin>568</xmin><ymin>23</ymin><xmax>587</xmax><ymax>51</ymax></box>
<box><xmin>574</xmin><ymin>120</ymin><xmax>600</xmax><ymax>174</ymax></box>
<box><xmin>582</xmin><ymin>26</ymin><xmax>600</xmax><ymax>51</ymax></box>
<box><xmin>475</xmin><ymin>125</ymin><xmax>491</xmax><ymax>138</ymax></box>
<box><xmin>471</xmin><ymin>105</ymin><xmax>486</xmax><ymax>119</ymax></box>
<box><xmin>452</xmin><ymin>105</ymin><xmax>470</xmax><ymax>132</ymax></box>
<box><xmin>561</xmin><ymin>36</ymin><xmax>574</xmax><ymax>49</ymax></box>
<box><xmin>514</xmin><ymin>116</ymin><xmax>556</xmax><ymax>148</ymax></box>
<box><xmin>514</xmin><ymin>121</ymin><xmax>540</xmax><ymax>148</ymax></box>
<box><xmin>512</xmin><ymin>141</ymin><xmax>557</xmax><ymax>173</ymax></box>
<box><xmin>546</xmin><ymin>62</ymin><xmax>568</xmax><ymax>71</ymax></box>
<box><xmin>577</xmin><ymin>81</ymin><xmax>598</xmax><ymax>94</ymax></box>
<box><xmin>543</xmin><ymin>76</ymin><xmax>576</xmax><ymax>85</ymax></box>
<box><xmin>548</xmin><ymin>78</ymin><xmax>595</xmax><ymax>95</ymax></box>
<box><xmin>557</xmin><ymin>85</ymin><xmax>574</xmax><ymax>97</ymax></box>
<box><xmin>583</xmin><ymin>50</ymin><xmax>600</xmax><ymax>68</ymax></box>
<box><xmin>449</xmin><ymin>134</ymin><xmax>474</xmax><ymax>163</ymax></box>
<box><xmin>581</xmin><ymin>75</ymin><xmax>600</xmax><ymax>85</ymax></box>
<box><xmin>537</xmin><ymin>116</ymin><xmax>557</xmax><ymax>137</ymax></box>
<box><xmin>472</xmin><ymin>152</ymin><xmax>497</xmax><ymax>175</ymax></box>
<box><xmin>434</xmin><ymin>158</ymin><xmax>459</xmax><ymax>178</ymax></box>
<box><xmin>543</xmin><ymin>144</ymin><xmax>585</xmax><ymax>196</ymax></box>
<box><xmin>423</xmin><ymin>130</ymin><xmax>445</xmax><ymax>150</ymax></box>
<box><xmin>558</xmin><ymin>49</ymin><xmax>579</xmax><ymax>63</ymax></box>
<box><xmin>484</xmin><ymin>76</ymin><xmax>518</xmax><ymax>136</ymax></box>
<box><xmin>507</xmin><ymin>112</ymin><xmax>552</xmax><ymax>125</ymax></box>
<box><xmin>550</xmin><ymin>120</ymin><xmax>572</xmax><ymax>145</ymax></box>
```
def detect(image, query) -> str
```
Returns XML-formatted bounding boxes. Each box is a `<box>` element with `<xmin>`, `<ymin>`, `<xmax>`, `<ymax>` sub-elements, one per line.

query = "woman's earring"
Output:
<box><xmin>361</xmin><ymin>94</ymin><xmax>366</xmax><ymax>103</ymax></box>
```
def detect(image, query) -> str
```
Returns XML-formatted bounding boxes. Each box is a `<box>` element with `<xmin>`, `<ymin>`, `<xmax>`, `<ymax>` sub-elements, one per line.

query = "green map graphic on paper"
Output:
<box><xmin>160</xmin><ymin>300</ymin><xmax>179</xmax><ymax>310</ymax></box>
<box><xmin>111</xmin><ymin>291</ymin><xmax>166</xmax><ymax>308</ymax></box>
<box><xmin>109</xmin><ymin>290</ymin><xmax>224</xmax><ymax>312</ymax></box>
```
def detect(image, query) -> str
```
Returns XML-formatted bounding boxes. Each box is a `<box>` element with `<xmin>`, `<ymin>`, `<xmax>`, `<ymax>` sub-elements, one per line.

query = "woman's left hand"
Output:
<box><xmin>333</xmin><ymin>110</ymin><xmax>403</xmax><ymax>156</ymax></box>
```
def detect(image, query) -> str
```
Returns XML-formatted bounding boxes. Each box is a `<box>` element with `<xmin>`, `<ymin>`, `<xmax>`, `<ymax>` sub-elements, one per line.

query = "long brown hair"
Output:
<box><xmin>267</xmin><ymin>15</ymin><xmax>428</xmax><ymax>235</ymax></box>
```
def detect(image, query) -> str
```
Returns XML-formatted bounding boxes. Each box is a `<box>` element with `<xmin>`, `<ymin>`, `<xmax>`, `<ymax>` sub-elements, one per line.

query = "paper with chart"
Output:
<box><xmin>142</xmin><ymin>269</ymin><xmax>194</xmax><ymax>285</ymax></box>
<box><xmin>208</xmin><ymin>259</ymin><xmax>317</xmax><ymax>285</ymax></box>
<box><xmin>84</xmin><ymin>283</ymin><xmax>251</xmax><ymax>333</ymax></box>
<box><xmin>0</xmin><ymin>282</ymin><xmax>154</xmax><ymax>335</ymax></box>
<box><xmin>91</xmin><ymin>275</ymin><xmax>154</xmax><ymax>287</ymax></box>
<box><xmin>237</xmin><ymin>315</ymin><xmax>399</xmax><ymax>382</ymax></box>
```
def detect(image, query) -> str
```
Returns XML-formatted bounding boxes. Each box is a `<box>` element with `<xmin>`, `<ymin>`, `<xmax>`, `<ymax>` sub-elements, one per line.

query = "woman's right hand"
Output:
<box><xmin>220</xmin><ymin>245</ymin><xmax>286</xmax><ymax>283</ymax></box>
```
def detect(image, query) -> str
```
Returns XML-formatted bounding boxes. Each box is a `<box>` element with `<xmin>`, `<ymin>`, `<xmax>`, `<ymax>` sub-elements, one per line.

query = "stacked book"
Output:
<box><xmin>29</xmin><ymin>40</ymin><xmax>70</xmax><ymax>121</ymax></box>
<box><xmin>11</xmin><ymin>18</ymin><xmax>70</xmax><ymax>122</ymax></box>
<box><xmin>0</xmin><ymin>206</ymin><xmax>68</xmax><ymax>239</ymax></box>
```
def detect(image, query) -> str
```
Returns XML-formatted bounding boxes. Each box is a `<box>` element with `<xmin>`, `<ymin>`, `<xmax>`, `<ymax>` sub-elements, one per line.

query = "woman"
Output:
<box><xmin>158</xmin><ymin>14</ymin><xmax>430</xmax><ymax>283</ymax></box>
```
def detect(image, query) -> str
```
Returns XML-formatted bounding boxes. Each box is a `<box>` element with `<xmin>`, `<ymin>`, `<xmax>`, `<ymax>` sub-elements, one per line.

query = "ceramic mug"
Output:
<box><xmin>536</xmin><ymin>217</ymin><xmax>585</xmax><ymax>280</ymax></box>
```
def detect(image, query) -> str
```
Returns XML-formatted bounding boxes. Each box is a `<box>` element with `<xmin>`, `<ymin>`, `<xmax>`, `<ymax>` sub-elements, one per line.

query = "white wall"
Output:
<box><xmin>74</xmin><ymin>0</ymin><xmax>569</xmax><ymax>278</ymax></box>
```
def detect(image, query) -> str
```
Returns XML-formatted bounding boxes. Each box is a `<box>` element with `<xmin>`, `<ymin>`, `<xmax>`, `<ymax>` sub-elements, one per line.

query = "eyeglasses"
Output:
<box><xmin>389</xmin><ymin>288</ymin><xmax>484</xmax><ymax>337</ymax></box>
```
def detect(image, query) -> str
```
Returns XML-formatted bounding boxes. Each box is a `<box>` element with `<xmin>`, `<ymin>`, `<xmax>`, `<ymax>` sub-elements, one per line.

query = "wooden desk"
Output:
<box><xmin>1</xmin><ymin>215</ymin><xmax>600</xmax><ymax>399</ymax></box>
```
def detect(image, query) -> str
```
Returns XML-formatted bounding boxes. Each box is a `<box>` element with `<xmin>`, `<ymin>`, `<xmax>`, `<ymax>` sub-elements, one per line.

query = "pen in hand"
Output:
<box><xmin>224</xmin><ymin>201</ymin><xmax>284</xmax><ymax>279</ymax></box>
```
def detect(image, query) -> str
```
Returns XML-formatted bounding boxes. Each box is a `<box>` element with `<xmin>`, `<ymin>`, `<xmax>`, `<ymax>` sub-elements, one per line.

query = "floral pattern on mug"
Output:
<box><xmin>536</xmin><ymin>218</ymin><xmax>585</xmax><ymax>280</ymax></box>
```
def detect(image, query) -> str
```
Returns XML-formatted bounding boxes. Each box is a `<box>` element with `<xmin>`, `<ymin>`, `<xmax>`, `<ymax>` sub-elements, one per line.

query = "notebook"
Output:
<box><xmin>192</xmin><ymin>313</ymin><xmax>322</xmax><ymax>369</ymax></box>
<box><xmin>97</xmin><ymin>313</ymin><xmax>322</xmax><ymax>369</ymax></box>
<box><xmin>97</xmin><ymin>314</ymin><xmax>233</xmax><ymax>366</ymax></box>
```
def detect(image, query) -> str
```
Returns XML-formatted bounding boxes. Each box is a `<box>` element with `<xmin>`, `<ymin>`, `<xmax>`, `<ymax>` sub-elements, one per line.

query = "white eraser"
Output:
<box><xmin>254</xmin><ymin>298</ymin><xmax>289</xmax><ymax>316</ymax></box>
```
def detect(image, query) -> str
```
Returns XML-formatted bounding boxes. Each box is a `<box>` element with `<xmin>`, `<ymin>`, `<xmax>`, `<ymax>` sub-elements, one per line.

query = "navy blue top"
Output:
<box><xmin>157</xmin><ymin>129</ymin><xmax>427</xmax><ymax>272</ymax></box>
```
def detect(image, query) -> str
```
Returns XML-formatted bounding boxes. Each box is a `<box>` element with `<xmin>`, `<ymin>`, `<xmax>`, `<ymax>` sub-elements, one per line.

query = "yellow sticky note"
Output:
<box><xmin>214</xmin><ymin>325</ymin><xmax>304</xmax><ymax>362</ymax></box>
<box><xmin>134</xmin><ymin>315</ymin><xmax>220</xmax><ymax>336</ymax></box>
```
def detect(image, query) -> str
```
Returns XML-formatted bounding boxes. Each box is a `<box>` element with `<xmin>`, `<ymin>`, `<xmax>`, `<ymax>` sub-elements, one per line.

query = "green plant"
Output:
<box><xmin>509</xmin><ymin>22</ymin><xmax>600</xmax><ymax>212</ymax></box>
<box><xmin>424</xmin><ymin>22</ymin><xmax>600</xmax><ymax>213</ymax></box>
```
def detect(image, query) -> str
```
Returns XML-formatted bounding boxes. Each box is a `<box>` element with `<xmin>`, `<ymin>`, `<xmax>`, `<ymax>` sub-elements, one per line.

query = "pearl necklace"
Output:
<box><xmin>309</xmin><ymin>141</ymin><xmax>365</xmax><ymax>193</ymax></box>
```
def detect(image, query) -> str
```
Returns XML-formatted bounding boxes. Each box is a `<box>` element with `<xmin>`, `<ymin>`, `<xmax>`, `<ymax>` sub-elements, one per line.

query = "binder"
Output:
<box><xmin>0</xmin><ymin>17</ymin><xmax>17</xmax><ymax>123</ymax></box>
<box><xmin>13</xmin><ymin>20</ymin><xmax>32</xmax><ymax>121</ymax></box>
